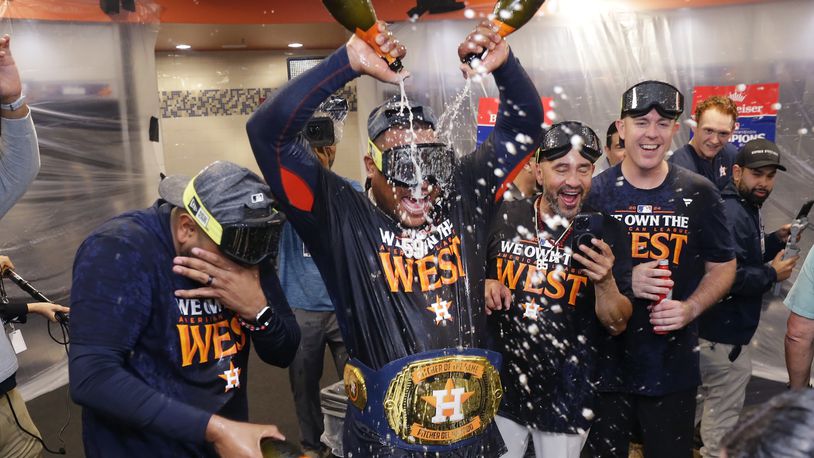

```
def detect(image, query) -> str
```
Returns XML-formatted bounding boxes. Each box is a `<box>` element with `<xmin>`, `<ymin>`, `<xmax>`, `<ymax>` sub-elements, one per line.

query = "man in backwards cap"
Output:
<box><xmin>247</xmin><ymin>20</ymin><xmax>543</xmax><ymax>457</ymax></box>
<box><xmin>484</xmin><ymin>121</ymin><xmax>633</xmax><ymax>457</ymax></box>
<box><xmin>696</xmin><ymin>139</ymin><xmax>797</xmax><ymax>457</ymax></box>
<box><xmin>68</xmin><ymin>161</ymin><xmax>300</xmax><ymax>457</ymax></box>
<box><xmin>582</xmin><ymin>81</ymin><xmax>736</xmax><ymax>457</ymax></box>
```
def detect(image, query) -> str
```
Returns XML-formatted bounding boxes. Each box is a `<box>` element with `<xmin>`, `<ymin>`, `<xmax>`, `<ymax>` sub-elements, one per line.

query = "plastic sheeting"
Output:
<box><xmin>368</xmin><ymin>0</ymin><xmax>814</xmax><ymax>382</ymax></box>
<box><xmin>0</xmin><ymin>0</ymin><xmax>162</xmax><ymax>399</ymax></box>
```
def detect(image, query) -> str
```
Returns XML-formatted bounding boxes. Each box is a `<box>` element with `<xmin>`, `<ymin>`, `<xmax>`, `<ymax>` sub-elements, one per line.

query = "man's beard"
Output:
<box><xmin>543</xmin><ymin>185</ymin><xmax>584</xmax><ymax>220</ymax></box>
<box><xmin>738</xmin><ymin>180</ymin><xmax>770</xmax><ymax>206</ymax></box>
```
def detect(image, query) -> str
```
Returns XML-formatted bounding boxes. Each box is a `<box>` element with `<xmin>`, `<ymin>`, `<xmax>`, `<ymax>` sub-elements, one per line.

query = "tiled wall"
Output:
<box><xmin>156</xmin><ymin>49</ymin><xmax>365</xmax><ymax>183</ymax></box>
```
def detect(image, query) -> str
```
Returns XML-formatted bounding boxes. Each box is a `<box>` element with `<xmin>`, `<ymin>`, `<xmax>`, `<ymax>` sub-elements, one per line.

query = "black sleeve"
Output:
<box><xmin>0</xmin><ymin>301</ymin><xmax>28</xmax><ymax>323</ymax></box>
<box><xmin>606</xmin><ymin>216</ymin><xmax>634</xmax><ymax>301</ymax></box>
<box><xmin>728</xmin><ymin>203</ymin><xmax>777</xmax><ymax>296</ymax></box>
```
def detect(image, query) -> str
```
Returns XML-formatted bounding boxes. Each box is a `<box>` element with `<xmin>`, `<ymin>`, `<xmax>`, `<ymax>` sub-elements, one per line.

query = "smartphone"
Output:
<box><xmin>570</xmin><ymin>212</ymin><xmax>604</xmax><ymax>270</ymax></box>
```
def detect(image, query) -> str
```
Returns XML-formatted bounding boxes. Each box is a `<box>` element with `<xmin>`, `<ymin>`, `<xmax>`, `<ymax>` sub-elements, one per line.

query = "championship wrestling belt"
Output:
<box><xmin>343</xmin><ymin>348</ymin><xmax>502</xmax><ymax>452</ymax></box>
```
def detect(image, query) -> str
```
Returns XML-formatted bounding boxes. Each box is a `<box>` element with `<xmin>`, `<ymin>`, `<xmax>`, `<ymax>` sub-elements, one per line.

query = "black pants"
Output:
<box><xmin>581</xmin><ymin>389</ymin><xmax>696</xmax><ymax>458</ymax></box>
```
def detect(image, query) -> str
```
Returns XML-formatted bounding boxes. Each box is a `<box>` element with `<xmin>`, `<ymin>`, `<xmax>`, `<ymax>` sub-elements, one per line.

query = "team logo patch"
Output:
<box><xmin>384</xmin><ymin>355</ymin><xmax>502</xmax><ymax>446</ymax></box>
<box><xmin>218</xmin><ymin>361</ymin><xmax>241</xmax><ymax>392</ymax></box>
<box><xmin>427</xmin><ymin>296</ymin><xmax>453</xmax><ymax>325</ymax></box>
<box><xmin>343</xmin><ymin>363</ymin><xmax>368</xmax><ymax>411</ymax></box>
<box><xmin>683</xmin><ymin>198</ymin><xmax>694</xmax><ymax>206</ymax></box>
<box><xmin>521</xmin><ymin>299</ymin><xmax>541</xmax><ymax>320</ymax></box>
<box><xmin>637</xmin><ymin>205</ymin><xmax>653</xmax><ymax>214</ymax></box>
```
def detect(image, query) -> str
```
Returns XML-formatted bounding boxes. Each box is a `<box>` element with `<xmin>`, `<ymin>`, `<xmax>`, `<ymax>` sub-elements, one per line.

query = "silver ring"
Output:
<box><xmin>206</xmin><ymin>275</ymin><xmax>214</xmax><ymax>286</ymax></box>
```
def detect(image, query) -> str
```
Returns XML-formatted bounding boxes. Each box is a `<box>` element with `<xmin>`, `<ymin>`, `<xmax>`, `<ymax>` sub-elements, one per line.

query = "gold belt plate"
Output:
<box><xmin>384</xmin><ymin>355</ymin><xmax>502</xmax><ymax>445</ymax></box>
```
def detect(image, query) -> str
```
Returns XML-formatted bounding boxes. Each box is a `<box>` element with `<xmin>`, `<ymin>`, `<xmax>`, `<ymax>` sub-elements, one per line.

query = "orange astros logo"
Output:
<box><xmin>427</xmin><ymin>296</ymin><xmax>453</xmax><ymax>325</ymax></box>
<box><xmin>218</xmin><ymin>361</ymin><xmax>241</xmax><ymax>392</ymax></box>
<box><xmin>521</xmin><ymin>299</ymin><xmax>541</xmax><ymax>320</ymax></box>
<box><xmin>421</xmin><ymin>378</ymin><xmax>474</xmax><ymax>424</ymax></box>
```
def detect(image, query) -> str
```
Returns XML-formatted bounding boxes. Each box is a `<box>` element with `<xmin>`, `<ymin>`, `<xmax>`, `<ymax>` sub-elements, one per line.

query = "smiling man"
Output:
<box><xmin>581</xmin><ymin>81</ymin><xmax>736</xmax><ymax>458</ymax></box>
<box><xmin>247</xmin><ymin>20</ymin><xmax>542</xmax><ymax>457</ymax></box>
<box><xmin>669</xmin><ymin>95</ymin><xmax>739</xmax><ymax>190</ymax></box>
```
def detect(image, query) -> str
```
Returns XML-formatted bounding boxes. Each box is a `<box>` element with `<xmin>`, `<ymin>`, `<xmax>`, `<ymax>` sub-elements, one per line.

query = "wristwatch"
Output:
<box><xmin>0</xmin><ymin>94</ymin><xmax>25</xmax><ymax>111</ymax></box>
<box><xmin>255</xmin><ymin>305</ymin><xmax>274</xmax><ymax>327</ymax></box>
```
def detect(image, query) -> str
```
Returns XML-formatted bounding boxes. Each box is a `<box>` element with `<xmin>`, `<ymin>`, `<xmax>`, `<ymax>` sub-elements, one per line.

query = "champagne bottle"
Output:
<box><xmin>463</xmin><ymin>0</ymin><xmax>546</xmax><ymax>66</ymax></box>
<box><xmin>260</xmin><ymin>438</ymin><xmax>308</xmax><ymax>458</ymax></box>
<box><xmin>322</xmin><ymin>0</ymin><xmax>403</xmax><ymax>72</ymax></box>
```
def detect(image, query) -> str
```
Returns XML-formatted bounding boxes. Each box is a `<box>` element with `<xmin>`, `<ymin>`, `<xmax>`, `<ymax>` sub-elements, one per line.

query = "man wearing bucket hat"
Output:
<box><xmin>484</xmin><ymin>121</ymin><xmax>633</xmax><ymax>457</ymax></box>
<box><xmin>68</xmin><ymin>161</ymin><xmax>300</xmax><ymax>457</ymax></box>
<box><xmin>582</xmin><ymin>81</ymin><xmax>736</xmax><ymax>457</ymax></box>
<box><xmin>696</xmin><ymin>139</ymin><xmax>797</xmax><ymax>457</ymax></box>
<box><xmin>248</xmin><ymin>20</ymin><xmax>543</xmax><ymax>457</ymax></box>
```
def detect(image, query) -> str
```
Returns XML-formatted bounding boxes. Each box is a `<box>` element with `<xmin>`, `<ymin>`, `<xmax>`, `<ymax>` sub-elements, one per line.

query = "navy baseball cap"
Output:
<box><xmin>367</xmin><ymin>100</ymin><xmax>437</xmax><ymax>142</ymax></box>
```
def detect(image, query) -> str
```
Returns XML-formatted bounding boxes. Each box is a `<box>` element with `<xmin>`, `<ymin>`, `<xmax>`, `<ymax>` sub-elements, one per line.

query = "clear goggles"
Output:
<box><xmin>368</xmin><ymin>140</ymin><xmax>456</xmax><ymax>188</ymax></box>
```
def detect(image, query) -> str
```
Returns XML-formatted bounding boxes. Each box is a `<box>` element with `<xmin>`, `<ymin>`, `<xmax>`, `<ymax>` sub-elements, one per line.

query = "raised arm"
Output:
<box><xmin>0</xmin><ymin>35</ymin><xmax>39</xmax><ymax>219</ymax></box>
<box><xmin>457</xmin><ymin>21</ymin><xmax>544</xmax><ymax>204</ymax></box>
<box><xmin>247</xmin><ymin>23</ymin><xmax>404</xmax><ymax>216</ymax></box>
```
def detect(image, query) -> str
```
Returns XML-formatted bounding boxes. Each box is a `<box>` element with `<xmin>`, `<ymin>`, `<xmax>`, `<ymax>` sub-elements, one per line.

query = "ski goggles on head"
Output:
<box><xmin>621</xmin><ymin>80</ymin><xmax>685</xmax><ymax>120</ymax></box>
<box><xmin>535</xmin><ymin>121</ymin><xmax>602</xmax><ymax>163</ymax></box>
<box><xmin>183</xmin><ymin>184</ymin><xmax>285</xmax><ymax>266</ymax></box>
<box><xmin>368</xmin><ymin>140</ymin><xmax>456</xmax><ymax>188</ymax></box>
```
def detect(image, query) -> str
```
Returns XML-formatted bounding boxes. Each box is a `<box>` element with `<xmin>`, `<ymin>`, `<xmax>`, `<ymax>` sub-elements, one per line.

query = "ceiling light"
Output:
<box><xmin>288</xmin><ymin>42</ymin><xmax>304</xmax><ymax>48</ymax></box>
<box><xmin>175</xmin><ymin>44</ymin><xmax>191</xmax><ymax>50</ymax></box>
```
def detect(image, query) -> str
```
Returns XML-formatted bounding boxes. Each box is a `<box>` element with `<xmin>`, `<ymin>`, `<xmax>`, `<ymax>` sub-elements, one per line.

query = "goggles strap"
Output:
<box><xmin>368</xmin><ymin>139</ymin><xmax>384</xmax><ymax>172</ymax></box>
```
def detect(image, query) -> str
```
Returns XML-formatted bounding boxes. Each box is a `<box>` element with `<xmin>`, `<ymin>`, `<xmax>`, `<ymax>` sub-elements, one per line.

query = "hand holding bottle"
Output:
<box><xmin>458</xmin><ymin>20</ymin><xmax>510</xmax><ymax>78</ymax></box>
<box><xmin>347</xmin><ymin>21</ymin><xmax>407</xmax><ymax>84</ymax></box>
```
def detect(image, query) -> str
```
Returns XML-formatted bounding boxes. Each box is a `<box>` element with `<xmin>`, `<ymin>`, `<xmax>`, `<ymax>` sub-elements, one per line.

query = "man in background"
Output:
<box><xmin>594</xmin><ymin>121</ymin><xmax>625</xmax><ymax>176</ymax></box>
<box><xmin>0</xmin><ymin>34</ymin><xmax>70</xmax><ymax>458</ymax></box>
<box><xmin>696</xmin><ymin>139</ymin><xmax>797</xmax><ymax>457</ymax></box>
<box><xmin>669</xmin><ymin>95</ymin><xmax>738</xmax><ymax>190</ymax></box>
<box><xmin>280</xmin><ymin>96</ymin><xmax>362</xmax><ymax>458</ymax></box>
<box><xmin>785</xmin><ymin>247</ymin><xmax>814</xmax><ymax>389</ymax></box>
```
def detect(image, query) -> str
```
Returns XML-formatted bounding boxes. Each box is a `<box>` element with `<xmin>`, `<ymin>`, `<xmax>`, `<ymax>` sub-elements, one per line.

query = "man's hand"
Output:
<box><xmin>458</xmin><ymin>20</ymin><xmax>510</xmax><ymax>78</ymax></box>
<box><xmin>771</xmin><ymin>249</ymin><xmax>800</xmax><ymax>282</ymax></box>
<box><xmin>206</xmin><ymin>415</ymin><xmax>285</xmax><ymax>458</ymax></box>
<box><xmin>776</xmin><ymin>223</ymin><xmax>802</xmax><ymax>244</ymax></box>
<box><xmin>649</xmin><ymin>298</ymin><xmax>699</xmax><ymax>332</ymax></box>
<box><xmin>572</xmin><ymin>238</ymin><xmax>614</xmax><ymax>285</ymax></box>
<box><xmin>173</xmin><ymin>247</ymin><xmax>267</xmax><ymax>321</ymax></box>
<box><xmin>347</xmin><ymin>21</ymin><xmax>406</xmax><ymax>84</ymax></box>
<box><xmin>632</xmin><ymin>260</ymin><xmax>674</xmax><ymax>301</ymax></box>
<box><xmin>26</xmin><ymin>302</ymin><xmax>70</xmax><ymax>322</ymax></box>
<box><xmin>485</xmin><ymin>279</ymin><xmax>512</xmax><ymax>315</ymax></box>
<box><xmin>0</xmin><ymin>255</ymin><xmax>14</xmax><ymax>273</ymax></box>
<box><xmin>0</xmin><ymin>35</ymin><xmax>21</xmax><ymax>104</ymax></box>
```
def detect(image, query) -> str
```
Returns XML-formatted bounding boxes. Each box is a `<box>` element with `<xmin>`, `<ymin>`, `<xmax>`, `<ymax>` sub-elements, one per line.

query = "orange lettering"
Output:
<box><xmin>522</xmin><ymin>264</ymin><xmax>544</xmax><ymax>295</ymax></box>
<box><xmin>417</xmin><ymin>255</ymin><xmax>441</xmax><ymax>291</ymax></box>
<box><xmin>450</xmin><ymin>236</ymin><xmax>466</xmax><ymax>279</ymax></box>
<box><xmin>229</xmin><ymin>316</ymin><xmax>246</xmax><ymax>351</ymax></box>
<box><xmin>437</xmin><ymin>247</ymin><xmax>459</xmax><ymax>285</ymax></box>
<box><xmin>379</xmin><ymin>253</ymin><xmax>415</xmax><ymax>292</ymax></box>
<box><xmin>178</xmin><ymin>323</ymin><xmax>213</xmax><ymax>367</ymax></box>
<box><xmin>671</xmin><ymin>234</ymin><xmax>687</xmax><ymax>264</ymax></box>
<box><xmin>496</xmin><ymin>258</ymin><xmax>526</xmax><ymax>290</ymax></box>
<box><xmin>545</xmin><ymin>269</ymin><xmax>566</xmax><ymax>300</ymax></box>
<box><xmin>650</xmin><ymin>232</ymin><xmax>670</xmax><ymax>260</ymax></box>
<box><xmin>566</xmin><ymin>274</ymin><xmax>589</xmax><ymax>306</ymax></box>
<box><xmin>213</xmin><ymin>320</ymin><xmax>236</xmax><ymax>359</ymax></box>
<box><xmin>631</xmin><ymin>232</ymin><xmax>649</xmax><ymax>259</ymax></box>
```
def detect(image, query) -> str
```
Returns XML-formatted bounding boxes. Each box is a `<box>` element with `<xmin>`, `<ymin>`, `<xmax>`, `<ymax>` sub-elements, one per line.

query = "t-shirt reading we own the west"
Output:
<box><xmin>487</xmin><ymin>198</ymin><xmax>633</xmax><ymax>433</ymax></box>
<box><xmin>587</xmin><ymin>163</ymin><xmax>734</xmax><ymax>396</ymax></box>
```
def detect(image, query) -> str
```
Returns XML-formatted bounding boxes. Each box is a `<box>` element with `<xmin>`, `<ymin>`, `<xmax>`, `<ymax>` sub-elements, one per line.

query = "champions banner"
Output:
<box><xmin>477</xmin><ymin>97</ymin><xmax>554</xmax><ymax>146</ymax></box>
<box><xmin>691</xmin><ymin>83</ymin><xmax>779</xmax><ymax>148</ymax></box>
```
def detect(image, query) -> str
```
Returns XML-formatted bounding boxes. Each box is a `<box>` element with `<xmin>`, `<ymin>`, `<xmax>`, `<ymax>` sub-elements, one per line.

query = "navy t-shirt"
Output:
<box><xmin>668</xmin><ymin>143</ymin><xmax>737</xmax><ymax>191</ymax></box>
<box><xmin>587</xmin><ymin>163</ymin><xmax>734</xmax><ymax>396</ymax></box>
<box><xmin>487</xmin><ymin>197</ymin><xmax>633</xmax><ymax>433</ymax></box>
<box><xmin>69</xmin><ymin>201</ymin><xmax>299</xmax><ymax>457</ymax></box>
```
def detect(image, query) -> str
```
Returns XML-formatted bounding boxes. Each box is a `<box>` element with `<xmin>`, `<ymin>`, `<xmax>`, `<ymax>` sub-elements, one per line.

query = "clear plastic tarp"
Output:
<box><xmin>372</xmin><ymin>0</ymin><xmax>814</xmax><ymax>382</ymax></box>
<box><xmin>0</xmin><ymin>0</ymin><xmax>162</xmax><ymax>399</ymax></box>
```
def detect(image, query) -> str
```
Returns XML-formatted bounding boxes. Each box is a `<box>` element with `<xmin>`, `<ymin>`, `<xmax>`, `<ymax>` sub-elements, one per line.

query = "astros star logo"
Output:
<box><xmin>521</xmin><ymin>299</ymin><xmax>541</xmax><ymax>320</ymax></box>
<box><xmin>218</xmin><ymin>361</ymin><xmax>241</xmax><ymax>392</ymax></box>
<box><xmin>427</xmin><ymin>296</ymin><xmax>453</xmax><ymax>325</ymax></box>
<box><xmin>421</xmin><ymin>378</ymin><xmax>474</xmax><ymax>424</ymax></box>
